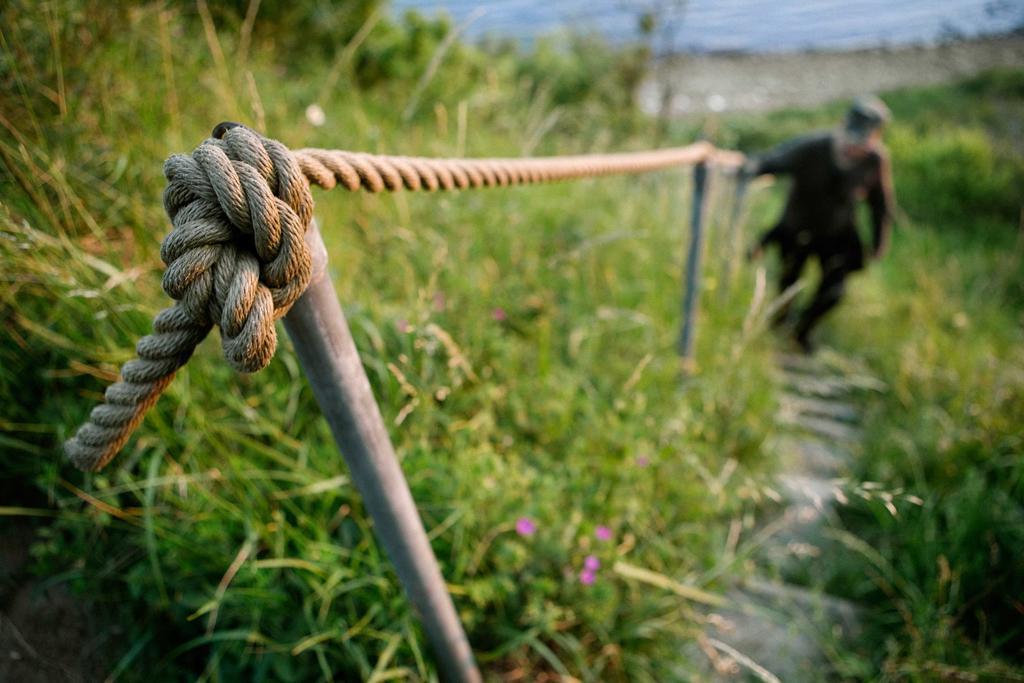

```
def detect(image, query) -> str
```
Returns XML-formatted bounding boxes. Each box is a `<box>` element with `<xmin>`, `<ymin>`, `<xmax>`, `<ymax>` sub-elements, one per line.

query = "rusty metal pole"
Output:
<box><xmin>282</xmin><ymin>220</ymin><xmax>481</xmax><ymax>683</ymax></box>
<box><xmin>678</xmin><ymin>162</ymin><xmax>710</xmax><ymax>367</ymax></box>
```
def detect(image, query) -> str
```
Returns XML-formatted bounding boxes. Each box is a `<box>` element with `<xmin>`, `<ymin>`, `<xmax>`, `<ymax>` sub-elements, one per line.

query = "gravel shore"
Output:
<box><xmin>639</xmin><ymin>34</ymin><xmax>1024</xmax><ymax>115</ymax></box>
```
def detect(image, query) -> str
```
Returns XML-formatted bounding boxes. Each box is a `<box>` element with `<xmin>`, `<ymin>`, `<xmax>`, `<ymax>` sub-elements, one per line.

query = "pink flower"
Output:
<box><xmin>635</xmin><ymin>455</ymin><xmax>650</xmax><ymax>467</ymax></box>
<box><xmin>433</xmin><ymin>292</ymin><xmax>447</xmax><ymax>311</ymax></box>
<box><xmin>491</xmin><ymin>307</ymin><xmax>507</xmax><ymax>321</ymax></box>
<box><xmin>595</xmin><ymin>525</ymin><xmax>613</xmax><ymax>542</ymax></box>
<box><xmin>583</xmin><ymin>555</ymin><xmax>600</xmax><ymax>571</ymax></box>
<box><xmin>579</xmin><ymin>569</ymin><xmax>596</xmax><ymax>585</ymax></box>
<box><xmin>396</xmin><ymin>319</ymin><xmax>410</xmax><ymax>334</ymax></box>
<box><xmin>515</xmin><ymin>517</ymin><xmax>536</xmax><ymax>537</ymax></box>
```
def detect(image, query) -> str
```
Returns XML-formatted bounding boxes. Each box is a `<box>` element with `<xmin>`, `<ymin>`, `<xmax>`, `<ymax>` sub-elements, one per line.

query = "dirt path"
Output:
<box><xmin>0</xmin><ymin>520</ymin><xmax>106</xmax><ymax>682</ymax></box>
<box><xmin>639</xmin><ymin>34</ymin><xmax>1024</xmax><ymax>115</ymax></box>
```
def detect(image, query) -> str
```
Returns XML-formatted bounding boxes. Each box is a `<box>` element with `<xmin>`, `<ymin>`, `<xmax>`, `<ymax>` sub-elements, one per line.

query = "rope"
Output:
<box><xmin>295</xmin><ymin>143</ymin><xmax>742</xmax><ymax>193</ymax></box>
<box><xmin>65</xmin><ymin>125</ymin><xmax>313</xmax><ymax>470</ymax></box>
<box><xmin>64</xmin><ymin>122</ymin><xmax>744</xmax><ymax>471</ymax></box>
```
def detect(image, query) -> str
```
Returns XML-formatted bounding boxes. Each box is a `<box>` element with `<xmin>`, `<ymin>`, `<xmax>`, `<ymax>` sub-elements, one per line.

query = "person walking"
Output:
<box><xmin>745</xmin><ymin>96</ymin><xmax>895</xmax><ymax>352</ymax></box>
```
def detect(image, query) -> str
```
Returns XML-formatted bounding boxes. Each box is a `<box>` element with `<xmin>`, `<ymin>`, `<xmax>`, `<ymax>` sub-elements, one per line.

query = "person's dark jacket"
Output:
<box><xmin>749</xmin><ymin>131</ymin><xmax>894</xmax><ymax>259</ymax></box>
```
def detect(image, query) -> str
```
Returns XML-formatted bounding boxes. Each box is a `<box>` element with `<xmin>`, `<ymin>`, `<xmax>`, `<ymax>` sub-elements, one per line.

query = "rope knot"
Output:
<box><xmin>65</xmin><ymin>124</ymin><xmax>314</xmax><ymax>471</ymax></box>
<box><xmin>161</xmin><ymin>124</ymin><xmax>313</xmax><ymax>371</ymax></box>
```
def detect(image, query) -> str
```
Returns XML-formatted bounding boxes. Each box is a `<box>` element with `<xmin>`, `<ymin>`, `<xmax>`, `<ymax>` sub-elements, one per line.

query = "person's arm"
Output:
<box><xmin>867</xmin><ymin>150</ymin><xmax>895</xmax><ymax>259</ymax></box>
<box><xmin>744</xmin><ymin>134</ymin><xmax>814</xmax><ymax>177</ymax></box>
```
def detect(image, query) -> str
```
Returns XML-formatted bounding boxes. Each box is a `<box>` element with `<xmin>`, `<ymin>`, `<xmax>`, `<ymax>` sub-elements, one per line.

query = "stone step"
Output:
<box><xmin>751</xmin><ymin>503</ymin><xmax>833</xmax><ymax>581</ymax></box>
<box><xmin>779</xmin><ymin>393</ymin><xmax>859</xmax><ymax>423</ymax></box>
<box><xmin>779</xmin><ymin>365</ymin><xmax>886</xmax><ymax>397</ymax></box>
<box><xmin>742</xmin><ymin>471</ymin><xmax>854</xmax><ymax>582</ymax></box>
<box><xmin>777</xmin><ymin>351</ymin><xmax>884</xmax><ymax>388</ymax></box>
<box><xmin>780</xmin><ymin>413</ymin><xmax>862</xmax><ymax>443</ymax></box>
<box><xmin>776</xmin><ymin>474</ymin><xmax>846</xmax><ymax>510</ymax></box>
<box><xmin>780</xmin><ymin>373</ymin><xmax>852</xmax><ymax>398</ymax></box>
<box><xmin>776</xmin><ymin>352</ymin><xmax>828</xmax><ymax>375</ymax></box>
<box><xmin>772</xmin><ymin>435</ymin><xmax>851</xmax><ymax>476</ymax></box>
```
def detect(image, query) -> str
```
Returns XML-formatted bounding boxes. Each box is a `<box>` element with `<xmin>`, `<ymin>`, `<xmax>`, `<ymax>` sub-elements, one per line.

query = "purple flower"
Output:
<box><xmin>595</xmin><ymin>525</ymin><xmax>613</xmax><ymax>542</ymax></box>
<box><xmin>515</xmin><ymin>517</ymin><xmax>536</xmax><ymax>537</ymax></box>
<box><xmin>579</xmin><ymin>569</ymin><xmax>596</xmax><ymax>585</ymax></box>
<box><xmin>491</xmin><ymin>307</ymin><xmax>507</xmax><ymax>322</ymax></box>
<box><xmin>583</xmin><ymin>555</ymin><xmax>600</xmax><ymax>571</ymax></box>
<box><xmin>635</xmin><ymin>455</ymin><xmax>650</xmax><ymax>468</ymax></box>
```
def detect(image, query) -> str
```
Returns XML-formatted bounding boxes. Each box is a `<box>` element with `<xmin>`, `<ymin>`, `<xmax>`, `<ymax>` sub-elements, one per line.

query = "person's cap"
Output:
<box><xmin>844</xmin><ymin>96</ymin><xmax>890</xmax><ymax>143</ymax></box>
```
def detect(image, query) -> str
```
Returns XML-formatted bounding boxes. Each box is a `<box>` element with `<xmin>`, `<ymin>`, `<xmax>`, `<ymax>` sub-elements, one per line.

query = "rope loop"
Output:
<box><xmin>65</xmin><ymin>124</ymin><xmax>313</xmax><ymax>471</ymax></box>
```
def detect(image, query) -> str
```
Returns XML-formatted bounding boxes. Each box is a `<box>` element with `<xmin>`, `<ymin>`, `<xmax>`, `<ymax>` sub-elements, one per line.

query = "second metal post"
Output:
<box><xmin>679</xmin><ymin>162</ymin><xmax>711</xmax><ymax>364</ymax></box>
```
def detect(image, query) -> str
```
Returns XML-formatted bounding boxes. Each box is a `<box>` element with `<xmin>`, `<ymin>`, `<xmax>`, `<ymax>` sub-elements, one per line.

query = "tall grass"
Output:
<box><xmin>2</xmin><ymin>1</ymin><xmax>1022</xmax><ymax>680</ymax></box>
<box><xmin>717</xmin><ymin>71</ymin><xmax>1024</xmax><ymax>681</ymax></box>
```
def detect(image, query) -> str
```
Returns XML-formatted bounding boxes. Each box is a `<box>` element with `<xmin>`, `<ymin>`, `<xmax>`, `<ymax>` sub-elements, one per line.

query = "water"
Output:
<box><xmin>391</xmin><ymin>0</ymin><xmax>1024</xmax><ymax>53</ymax></box>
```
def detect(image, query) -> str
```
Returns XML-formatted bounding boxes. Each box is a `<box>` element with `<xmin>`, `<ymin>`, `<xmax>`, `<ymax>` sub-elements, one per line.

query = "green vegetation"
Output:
<box><xmin>826</xmin><ymin>83</ymin><xmax>1023</xmax><ymax>681</ymax></box>
<box><xmin>1</xmin><ymin>1</ymin><xmax>1022</xmax><ymax>681</ymax></box>
<box><xmin>719</xmin><ymin>74</ymin><xmax>1024</xmax><ymax>681</ymax></box>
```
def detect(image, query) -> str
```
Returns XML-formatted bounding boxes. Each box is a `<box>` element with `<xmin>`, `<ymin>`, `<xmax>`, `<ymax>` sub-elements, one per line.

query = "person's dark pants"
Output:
<box><xmin>759</xmin><ymin>224</ymin><xmax>864</xmax><ymax>350</ymax></box>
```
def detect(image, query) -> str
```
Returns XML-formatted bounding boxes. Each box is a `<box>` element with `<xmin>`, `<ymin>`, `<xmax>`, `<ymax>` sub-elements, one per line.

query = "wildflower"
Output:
<box><xmin>396</xmin><ymin>319</ymin><xmax>410</xmax><ymax>334</ymax></box>
<box><xmin>595</xmin><ymin>525</ymin><xmax>613</xmax><ymax>542</ymax></box>
<box><xmin>583</xmin><ymin>555</ymin><xmax>600</xmax><ymax>571</ymax></box>
<box><xmin>579</xmin><ymin>569</ymin><xmax>596</xmax><ymax>585</ymax></box>
<box><xmin>635</xmin><ymin>455</ymin><xmax>650</xmax><ymax>467</ymax></box>
<box><xmin>515</xmin><ymin>517</ymin><xmax>536</xmax><ymax>537</ymax></box>
<box><xmin>491</xmin><ymin>307</ymin><xmax>507</xmax><ymax>322</ymax></box>
<box><xmin>433</xmin><ymin>292</ymin><xmax>447</xmax><ymax>311</ymax></box>
<box><xmin>305</xmin><ymin>104</ymin><xmax>326</xmax><ymax>127</ymax></box>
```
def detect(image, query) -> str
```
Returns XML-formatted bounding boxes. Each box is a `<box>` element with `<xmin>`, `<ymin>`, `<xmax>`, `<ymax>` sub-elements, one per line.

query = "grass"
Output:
<box><xmin>717</xmin><ymin>73</ymin><xmax>1024</xmax><ymax>681</ymax></box>
<box><xmin>1</xmin><ymin>1</ymin><xmax>1023</xmax><ymax>681</ymax></box>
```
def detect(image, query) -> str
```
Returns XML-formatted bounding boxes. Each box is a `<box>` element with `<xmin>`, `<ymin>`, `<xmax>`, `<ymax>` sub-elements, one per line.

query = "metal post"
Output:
<box><xmin>678</xmin><ymin>162</ymin><xmax>710</xmax><ymax>366</ymax></box>
<box><xmin>282</xmin><ymin>220</ymin><xmax>481</xmax><ymax>683</ymax></box>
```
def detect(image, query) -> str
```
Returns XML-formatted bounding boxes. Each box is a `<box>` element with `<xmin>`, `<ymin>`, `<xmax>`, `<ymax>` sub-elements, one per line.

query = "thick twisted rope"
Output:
<box><xmin>294</xmin><ymin>142</ymin><xmax>742</xmax><ymax>193</ymax></box>
<box><xmin>65</xmin><ymin>125</ymin><xmax>313</xmax><ymax>470</ymax></box>
<box><xmin>65</xmin><ymin>123</ymin><xmax>743</xmax><ymax>471</ymax></box>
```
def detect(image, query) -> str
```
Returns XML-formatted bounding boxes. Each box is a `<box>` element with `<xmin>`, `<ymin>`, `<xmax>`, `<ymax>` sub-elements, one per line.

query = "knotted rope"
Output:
<box><xmin>65</xmin><ymin>124</ymin><xmax>313</xmax><ymax>470</ymax></box>
<box><xmin>65</xmin><ymin>123</ymin><xmax>743</xmax><ymax>471</ymax></box>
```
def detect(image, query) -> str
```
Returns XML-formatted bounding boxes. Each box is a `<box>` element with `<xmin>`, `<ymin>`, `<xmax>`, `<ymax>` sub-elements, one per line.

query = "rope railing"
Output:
<box><xmin>295</xmin><ymin>142</ymin><xmax>744</xmax><ymax>193</ymax></box>
<box><xmin>63</xmin><ymin>122</ymin><xmax>750</xmax><ymax>683</ymax></box>
<box><xmin>65</xmin><ymin>123</ymin><xmax>744</xmax><ymax>472</ymax></box>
